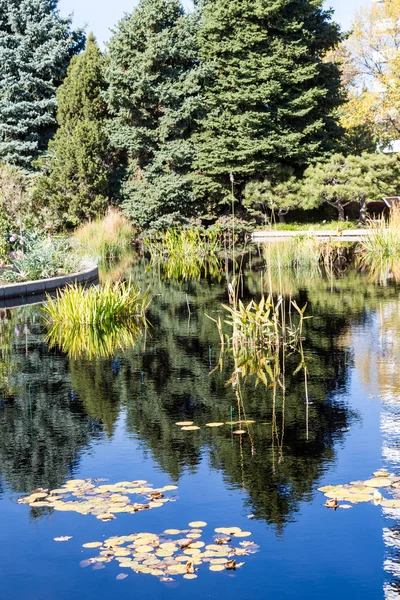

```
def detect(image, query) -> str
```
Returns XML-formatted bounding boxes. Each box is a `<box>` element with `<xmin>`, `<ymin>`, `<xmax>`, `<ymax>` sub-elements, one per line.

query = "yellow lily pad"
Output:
<box><xmin>209</xmin><ymin>564</ymin><xmax>225</xmax><ymax>572</ymax></box>
<box><xmin>175</xmin><ymin>421</ymin><xmax>193</xmax><ymax>426</ymax></box>
<box><xmin>188</xmin><ymin>521</ymin><xmax>207</xmax><ymax>528</ymax></box>
<box><xmin>364</xmin><ymin>478</ymin><xmax>391</xmax><ymax>487</ymax></box>
<box><xmin>82</xmin><ymin>542</ymin><xmax>103</xmax><ymax>549</ymax></box>
<box><xmin>181</xmin><ymin>426</ymin><xmax>201</xmax><ymax>431</ymax></box>
<box><xmin>205</xmin><ymin>423</ymin><xmax>224</xmax><ymax>427</ymax></box>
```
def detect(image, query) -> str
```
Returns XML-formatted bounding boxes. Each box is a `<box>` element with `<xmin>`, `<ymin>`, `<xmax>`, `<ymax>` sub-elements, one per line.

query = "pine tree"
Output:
<box><xmin>0</xmin><ymin>0</ymin><xmax>84</xmax><ymax>169</ymax></box>
<box><xmin>194</xmin><ymin>0</ymin><xmax>344</xmax><ymax>214</ymax></box>
<box><xmin>35</xmin><ymin>34</ymin><xmax>111</xmax><ymax>225</ymax></box>
<box><xmin>105</xmin><ymin>0</ymin><xmax>203</xmax><ymax>229</ymax></box>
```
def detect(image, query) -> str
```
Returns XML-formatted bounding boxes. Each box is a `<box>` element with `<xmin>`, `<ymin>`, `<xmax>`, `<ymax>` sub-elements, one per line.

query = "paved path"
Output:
<box><xmin>251</xmin><ymin>229</ymin><xmax>377</xmax><ymax>243</ymax></box>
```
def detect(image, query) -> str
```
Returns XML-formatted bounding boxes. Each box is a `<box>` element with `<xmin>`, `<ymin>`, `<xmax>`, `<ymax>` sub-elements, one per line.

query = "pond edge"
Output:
<box><xmin>0</xmin><ymin>264</ymin><xmax>99</xmax><ymax>302</ymax></box>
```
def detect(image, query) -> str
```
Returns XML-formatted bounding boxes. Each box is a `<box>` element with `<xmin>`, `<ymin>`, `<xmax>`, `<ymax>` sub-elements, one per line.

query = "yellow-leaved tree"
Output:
<box><xmin>335</xmin><ymin>0</ymin><xmax>400</xmax><ymax>146</ymax></box>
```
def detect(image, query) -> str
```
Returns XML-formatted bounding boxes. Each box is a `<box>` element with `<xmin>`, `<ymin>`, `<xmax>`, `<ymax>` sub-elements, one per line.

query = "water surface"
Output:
<box><xmin>1</xmin><ymin>257</ymin><xmax>400</xmax><ymax>599</ymax></box>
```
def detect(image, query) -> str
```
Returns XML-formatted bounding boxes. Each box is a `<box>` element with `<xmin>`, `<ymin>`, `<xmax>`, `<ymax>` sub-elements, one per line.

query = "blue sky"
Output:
<box><xmin>58</xmin><ymin>0</ymin><xmax>370</xmax><ymax>47</ymax></box>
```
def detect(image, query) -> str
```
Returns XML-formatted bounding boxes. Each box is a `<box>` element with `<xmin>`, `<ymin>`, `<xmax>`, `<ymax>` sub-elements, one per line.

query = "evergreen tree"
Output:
<box><xmin>105</xmin><ymin>0</ymin><xmax>203</xmax><ymax>229</ymax></box>
<box><xmin>194</xmin><ymin>0</ymin><xmax>344</xmax><ymax>215</ymax></box>
<box><xmin>302</xmin><ymin>152</ymin><xmax>400</xmax><ymax>221</ymax></box>
<box><xmin>0</xmin><ymin>0</ymin><xmax>84</xmax><ymax>169</ymax></box>
<box><xmin>35</xmin><ymin>34</ymin><xmax>111</xmax><ymax>225</ymax></box>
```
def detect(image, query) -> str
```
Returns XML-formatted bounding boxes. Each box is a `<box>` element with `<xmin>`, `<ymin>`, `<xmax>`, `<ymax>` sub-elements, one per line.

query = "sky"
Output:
<box><xmin>58</xmin><ymin>0</ymin><xmax>371</xmax><ymax>47</ymax></box>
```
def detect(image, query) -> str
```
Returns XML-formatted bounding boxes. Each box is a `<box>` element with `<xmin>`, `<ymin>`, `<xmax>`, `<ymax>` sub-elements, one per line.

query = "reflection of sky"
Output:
<box><xmin>352</xmin><ymin>302</ymin><xmax>400</xmax><ymax>598</ymax></box>
<box><xmin>58</xmin><ymin>0</ymin><xmax>371</xmax><ymax>46</ymax></box>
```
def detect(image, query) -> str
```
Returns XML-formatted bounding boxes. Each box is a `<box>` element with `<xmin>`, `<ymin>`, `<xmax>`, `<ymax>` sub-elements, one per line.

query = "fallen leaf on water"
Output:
<box><xmin>116</xmin><ymin>573</ymin><xmax>128</xmax><ymax>580</ymax></box>
<box><xmin>97</xmin><ymin>513</ymin><xmax>116</xmax><ymax>521</ymax></box>
<box><xmin>54</xmin><ymin>536</ymin><xmax>72</xmax><ymax>542</ymax></box>
<box><xmin>186</xmin><ymin>561</ymin><xmax>195</xmax><ymax>574</ymax></box>
<box><xmin>226</xmin><ymin>560</ymin><xmax>236</xmax><ymax>570</ymax></box>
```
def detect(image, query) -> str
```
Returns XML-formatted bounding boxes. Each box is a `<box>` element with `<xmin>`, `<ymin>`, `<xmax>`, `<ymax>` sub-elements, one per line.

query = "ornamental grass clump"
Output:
<box><xmin>359</xmin><ymin>207</ymin><xmax>400</xmax><ymax>283</ymax></box>
<box><xmin>42</xmin><ymin>281</ymin><xmax>150</xmax><ymax>359</ymax></box>
<box><xmin>74</xmin><ymin>209</ymin><xmax>133</xmax><ymax>261</ymax></box>
<box><xmin>264</xmin><ymin>237</ymin><xmax>322</xmax><ymax>273</ymax></box>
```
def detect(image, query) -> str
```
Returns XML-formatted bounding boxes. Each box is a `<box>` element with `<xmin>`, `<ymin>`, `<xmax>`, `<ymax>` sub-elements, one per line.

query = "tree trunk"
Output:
<box><xmin>359</xmin><ymin>193</ymin><xmax>367</xmax><ymax>224</ymax></box>
<box><xmin>278</xmin><ymin>212</ymin><xmax>286</xmax><ymax>223</ymax></box>
<box><xmin>337</xmin><ymin>203</ymin><xmax>345</xmax><ymax>221</ymax></box>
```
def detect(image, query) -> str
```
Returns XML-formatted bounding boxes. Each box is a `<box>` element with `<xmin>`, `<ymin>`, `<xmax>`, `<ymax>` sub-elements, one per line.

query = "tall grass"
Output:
<box><xmin>74</xmin><ymin>209</ymin><xmax>133</xmax><ymax>261</ymax></box>
<box><xmin>144</xmin><ymin>228</ymin><xmax>223</xmax><ymax>281</ymax></box>
<box><xmin>359</xmin><ymin>207</ymin><xmax>400</xmax><ymax>283</ymax></box>
<box><xmin>264</xmin><ymin>236</ymin><xmax>352</xmax><ymax>277</ymax></box>
<box><xmin>42</xmin><ymin>281</ymin><xmax>150</xmax><ymax>359</ymax></box>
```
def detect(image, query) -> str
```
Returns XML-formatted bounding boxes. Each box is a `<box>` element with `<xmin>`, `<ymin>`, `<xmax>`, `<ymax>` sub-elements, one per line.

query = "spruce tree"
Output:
<box><xmin>194</xmin><ymin>0</ymin><xmax>344</xmax><ymax>214</ymax></box>
<box><xmin>105</xmin><ymin>0</ymin><xmax>202</xmax><ymax>229</ymax></box>
<box><xmin>0</xmin><ymin>0</ymin><xmax>84</xmax><ymax>169</ymax></box>
<box><xmin>35</xmin><ymin>34</ymin><xmax>111</xmax><ymax>225</ymax></box>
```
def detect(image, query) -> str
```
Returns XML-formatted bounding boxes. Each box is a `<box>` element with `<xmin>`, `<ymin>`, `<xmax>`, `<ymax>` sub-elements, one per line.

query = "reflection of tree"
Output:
<box><xmin>112</xmin><ymin>259</ymin><xmax>359</xmax><ymax>531</ymax></box>
<box><xmin>0</xmin><ymin>257</ymin><xmax>395</xmax><ymax>532</ymax></box>
<box><xmin>69</xmin><ymin>358</ymin><xmax>122</xmax><ymax>436</ymax></box>
<box><xmin>0</xmin><ymin>308</ymin><xmax>103</xmax><ymax>494</ymax></box>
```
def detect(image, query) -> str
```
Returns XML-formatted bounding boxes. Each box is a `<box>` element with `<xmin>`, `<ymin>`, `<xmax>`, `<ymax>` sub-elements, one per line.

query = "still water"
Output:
<box><xmin>1</xmin><ymin>255</ymin><xmax>400</xmax><ymax>599</ymax></box>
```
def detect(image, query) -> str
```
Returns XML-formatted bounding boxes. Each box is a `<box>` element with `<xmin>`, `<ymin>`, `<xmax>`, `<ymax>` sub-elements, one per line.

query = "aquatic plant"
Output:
<box><xmin>144</xmin><ymin>228</ymin><xmax>223</xmax><ymax>281</ymax></box>
<box><xmin>359</xmin><ymin>207</ymin><xmax>400</xmax><ymax>284</ymax></box>
<box><xmin>73</xmin><ymin>209</ymin><xmax>133</xmax><ymax>261</ymax></box>
<box><xmin>210</xmin><ymin>294</ymin><xmax>307</xmax><ymax>387</ymax></box>
<box><xmin>42</xmin><ymin>281</ymin><xmax>149</xmax><ymax>359</ymax></box>
<box><xmin>263</xmin><ymin>236</ymin><xmax>351</xmax><ymax>275</ymax></box>
<box><xmin>318</xmin><ymin>469</ymin><xmax>400</xmax><ymax>509</ymax></box>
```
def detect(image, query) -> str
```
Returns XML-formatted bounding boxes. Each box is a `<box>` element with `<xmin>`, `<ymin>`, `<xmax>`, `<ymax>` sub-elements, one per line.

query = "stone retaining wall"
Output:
<box><xmin>0</xmin><ymin>264</ymin><xmax>99</xmax><ymax>305</ymax></box>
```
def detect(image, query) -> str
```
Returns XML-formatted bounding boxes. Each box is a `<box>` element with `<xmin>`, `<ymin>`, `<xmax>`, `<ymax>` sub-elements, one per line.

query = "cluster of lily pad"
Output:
<box><xmin>18</xmin><ymin>478</ymin><xmax>178</xmax><ymax>521</ymax></box>
<box><xmin>319</xmin><ymin>470</ymin><xmax>400</xmax><ymax>509</ymax></box>
<box><xmin>79</xmin><ymin>521</ymin><xmax>259</xmax><ymax>581</ymax></box>
<box><xmin>176</xmin><ymin>420</ymin><xmax>258</xmax><ymax>435</ymax></box>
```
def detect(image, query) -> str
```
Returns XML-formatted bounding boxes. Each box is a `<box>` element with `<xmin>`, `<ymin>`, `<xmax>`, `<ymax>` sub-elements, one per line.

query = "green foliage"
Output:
<box><xmin>243</xmin><ymin>171</ymin><xmax>318</xmax><ymax>224</ymax></box>
<box><xmin>0</xmin><ymin>233</ymin><xmax>79</xmax><ymax>283</ymax></box>
<box><xmin>0</xmin><ymin>163</ymin><xmax>38</xmax><ymax>263</ymax></box>
<box><xmin>43</xmin><ymin>281</ymin><xmax>150</xmax><ymax>359</ymax></box>
<box><xmin>73</xmin><ymin>209</ymin><xmax>133</xmax><ymax>261</ymax></box>
<box><xmin>193</xmin><ymin>0</ymin><xmax>344</xmax><ymax>213</ymax></box>
<box><xmin>35</xmin><ymin>34</ymin><xmax>111</xmax><ymax>226</ymax></box>
<box><xmin>303</xmin><ymin>152</ymin><xmax>400</xmax><ymax>221</ymax></box>
<box><xmin>104</xmin><ymin>0</ymin><xmax>203</xmax><ymax>229</ymax></box>
<box><xmin>0</xmin><ymin>0</ymin><xmax>85</xmax><ymax>169</ymax></box>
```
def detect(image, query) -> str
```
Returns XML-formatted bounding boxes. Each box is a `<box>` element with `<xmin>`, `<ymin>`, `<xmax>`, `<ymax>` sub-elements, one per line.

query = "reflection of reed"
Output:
<box><xmin>42</xmin><ymin>282</ymin><xmax>149</xmax><ymax>359</ymax></box>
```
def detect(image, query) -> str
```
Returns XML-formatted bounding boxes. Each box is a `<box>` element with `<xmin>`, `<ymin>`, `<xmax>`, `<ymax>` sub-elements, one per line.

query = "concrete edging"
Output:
<box><xmin>0</xmin><ymin>264</ymin><xmax>99</xmax><ymax>301</ymax></box>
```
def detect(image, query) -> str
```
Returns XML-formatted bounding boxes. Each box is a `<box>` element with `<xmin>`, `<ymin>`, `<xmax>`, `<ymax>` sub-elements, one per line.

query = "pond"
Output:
<box><xmin>1</xmin><ymin>252</ymin><xmax>400</xmax><ymax>599</ymax></box>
